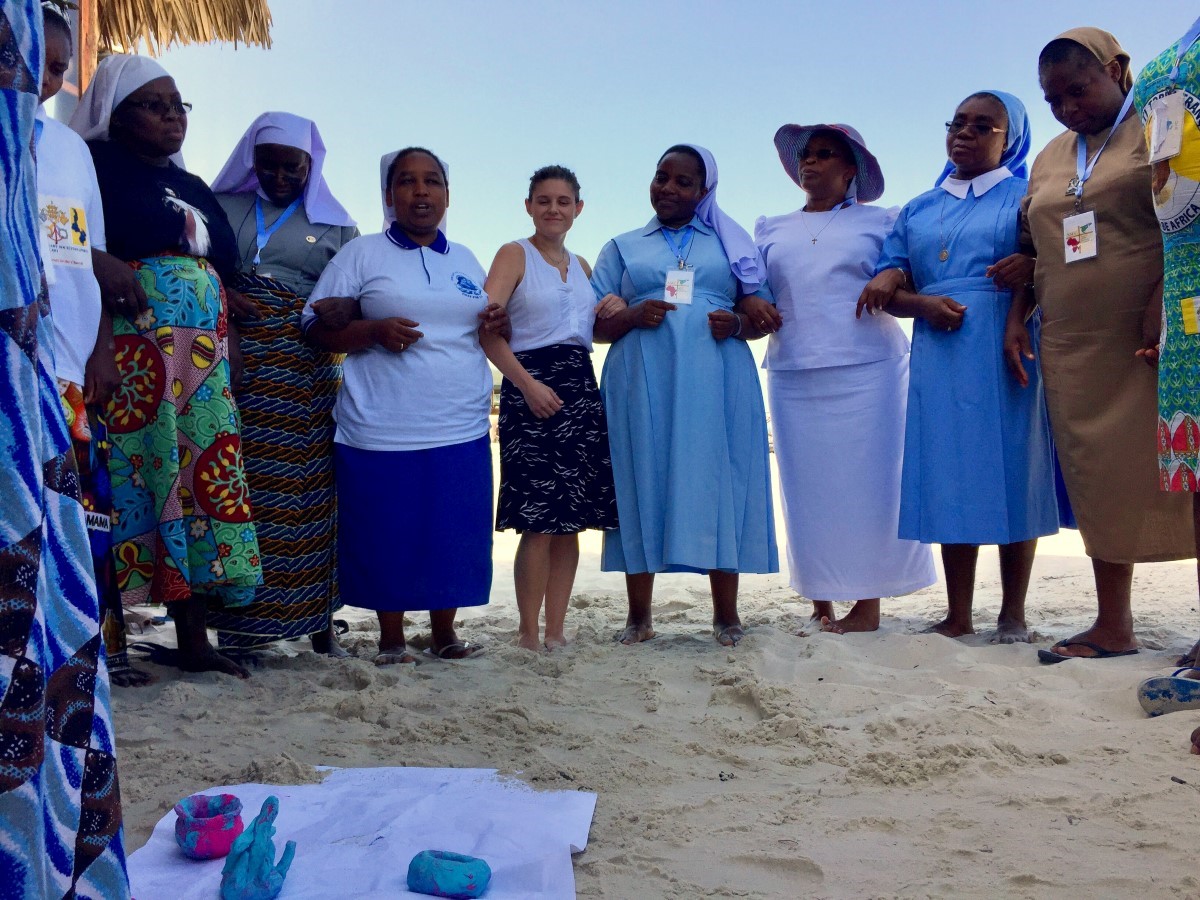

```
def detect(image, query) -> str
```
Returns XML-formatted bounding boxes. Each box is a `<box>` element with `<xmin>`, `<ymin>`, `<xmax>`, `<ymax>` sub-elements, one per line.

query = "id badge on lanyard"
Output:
<box><xmin>1064</xmin><ymin>89</ymin><xmax>1134</xmax><ymax>264</ymax></box>
<box><xmin>664</xmin><ymin>267</ymin><xmax>695</xmax><ymax>305</ymax></box>
<box><xmin>1148</xmin><ymin>92</ymin><xmax>1185</xmax><ymax>163</ymax></box>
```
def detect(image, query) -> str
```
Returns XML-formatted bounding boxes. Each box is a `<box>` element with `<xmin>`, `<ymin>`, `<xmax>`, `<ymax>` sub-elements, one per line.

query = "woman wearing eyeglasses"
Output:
<box><xmin>70</xmin><ymin>55</ymin><xmax>262</xmax><ymax>678</ymax></box>
<box><xmin>867</xmin><ymin>90</ymin><xmax>1059</xmax><ymax>640</ymax></box>
<box><xmin>755</xmin><ymin>124</ymin><xmax>934</xmax><ymax>634</ymax></box>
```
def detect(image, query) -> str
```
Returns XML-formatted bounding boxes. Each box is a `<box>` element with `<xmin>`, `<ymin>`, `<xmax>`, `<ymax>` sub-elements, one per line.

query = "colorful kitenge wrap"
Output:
<box><xmin>208</xmin><ymin>272</ymin><xmax>342</xmax><ymax>647</ymax></box>
<box><xmin>107</xmin><ymin>254</ymin><xmax>261</xmax><ymax>608</ymax></box>
<box><xmin>0</xmin><ymin>1</ymin><xmax>130</xmax><ymax>894</ymax></box>
<box><xmin>1135</xmin><ymin>28</ymin><xmax>1200</xmax><ymax>491</ymax></box>
<box><xmin>58</xmin><ymin>379</ymin><xmax>138</xmax><ymax>680</ymax></box>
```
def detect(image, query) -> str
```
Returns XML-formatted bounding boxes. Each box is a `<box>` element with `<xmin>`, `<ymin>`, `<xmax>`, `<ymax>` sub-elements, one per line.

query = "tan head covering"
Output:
<box><xmin>1048</xmin><ymin>27</ymin><xmax>1132</xmax><ymax>92</ymax></box>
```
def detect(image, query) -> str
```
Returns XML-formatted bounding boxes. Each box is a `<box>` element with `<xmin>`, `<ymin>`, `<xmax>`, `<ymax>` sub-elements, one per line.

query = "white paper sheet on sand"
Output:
<box><xmin>128</xmin><ymin>767</ymin><xmax>597</xmax><ymax>899</ymax></box>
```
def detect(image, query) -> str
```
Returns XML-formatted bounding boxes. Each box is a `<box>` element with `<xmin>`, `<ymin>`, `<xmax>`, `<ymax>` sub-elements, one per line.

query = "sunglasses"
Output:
<box><xmin>800</xmin><ymin>148</ymin><xmax>843</xmax><ymax>161</ymax></box>
<box><xmin>945</xmin><ymin>120</ymin><xmax>1004</xmax><ymax>137</ymax></box>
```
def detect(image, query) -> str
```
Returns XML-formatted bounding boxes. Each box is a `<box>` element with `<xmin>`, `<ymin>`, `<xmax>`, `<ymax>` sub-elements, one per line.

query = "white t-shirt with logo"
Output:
<box><xmin>303</xmin><ymin>230</ymin><xmax>492</xmax><ymax>452</ymax></box>
<box><xmin>36</xmin><ymin>110</ymin><xmax>106</xmax><ymax>385</ymax></box>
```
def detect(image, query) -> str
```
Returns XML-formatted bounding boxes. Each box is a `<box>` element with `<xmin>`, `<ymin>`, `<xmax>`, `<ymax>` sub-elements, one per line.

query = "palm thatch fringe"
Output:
<box><xmin>96</xmin><ymin>0</ymin><xmax>272</xmax><ymax>56</ymax></box>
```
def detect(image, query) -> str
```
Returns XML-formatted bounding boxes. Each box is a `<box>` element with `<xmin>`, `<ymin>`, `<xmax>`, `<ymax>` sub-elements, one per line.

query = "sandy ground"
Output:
<box><xmin>113</xmin><ymin>454</ymin><xmax>1200</xmax><ymax>899</ymax></box>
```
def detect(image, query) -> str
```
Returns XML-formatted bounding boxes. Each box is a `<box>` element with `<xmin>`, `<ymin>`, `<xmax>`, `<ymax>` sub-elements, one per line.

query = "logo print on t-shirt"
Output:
<box><xmin>453</xmin><ymin>273</ymin><xmax>483</xmax><ymax>298</ymax></box>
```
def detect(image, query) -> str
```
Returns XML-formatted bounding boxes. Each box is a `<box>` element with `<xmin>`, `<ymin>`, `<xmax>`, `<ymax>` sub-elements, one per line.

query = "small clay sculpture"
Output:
<box><xmin>407</xmin><ymin>850</ymin><xmax>492</xmax><ymax>899</ymax></box>
<box><xmin>219</xmin><ymin>795</ymin><xmax>296</xmax><ymax>900</ymax></box>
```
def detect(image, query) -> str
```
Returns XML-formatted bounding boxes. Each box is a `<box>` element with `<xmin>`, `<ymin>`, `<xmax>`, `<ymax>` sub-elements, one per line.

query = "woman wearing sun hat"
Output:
<box><xmin>756</xmin><ymin>123</ymin><xmax>935</xmax><ymax>634</ymax></box>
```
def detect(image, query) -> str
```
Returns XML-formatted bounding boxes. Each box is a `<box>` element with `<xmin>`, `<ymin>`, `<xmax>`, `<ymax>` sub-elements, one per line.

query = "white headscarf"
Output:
<box><xmin>210</xmin><ymin>112</ymin><xmax>355</xmax><ymax>228</ymax></box>
<box><xmin>68</xmin><ymin>54</ymin><xmax>171</xmax><ymax>143</ymax></box>
<box><xmin>379</xmin><ymin>149</ymin><xmax>449</xmax><ymax>231</ymax></box>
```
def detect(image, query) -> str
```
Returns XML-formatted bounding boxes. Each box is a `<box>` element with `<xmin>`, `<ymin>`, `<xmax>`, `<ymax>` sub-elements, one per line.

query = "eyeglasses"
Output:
<box><xmin>124</xmin><ymin>99</ymin><xmax>192</xmax><ymax>117</ymax></box>
<box><xmin>945</xmin><ymin>120</ymin><xmax>1004</xmax><ymax>137</ymax></box>
<box><xmin>801</xmin><ymin>148</ymin><xmax>843</xmax><ymax>161</ymax></box>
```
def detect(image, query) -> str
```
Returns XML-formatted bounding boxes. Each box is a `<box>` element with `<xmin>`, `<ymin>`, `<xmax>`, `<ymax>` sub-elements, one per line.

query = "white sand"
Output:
<box><xmin>114</xmin><ymin>456</ymin><xmax>1200</xmax><ymax>899</ymax></box>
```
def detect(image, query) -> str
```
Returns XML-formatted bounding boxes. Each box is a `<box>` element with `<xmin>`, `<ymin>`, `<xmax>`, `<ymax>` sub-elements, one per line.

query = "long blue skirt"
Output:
<box><xmin>334</xmin><ymin>435</ymin><xmax>492</xmax><ymax>612</ymax></box>
<box><xmin>600</xmin><ymin>302</ymin><xmax>778</xmax><ymax>574</ymax></box>
<box><xmin>900</xmin><ymin>276</ymin><xmax>1059</xmax><ymax>544</ymax></box>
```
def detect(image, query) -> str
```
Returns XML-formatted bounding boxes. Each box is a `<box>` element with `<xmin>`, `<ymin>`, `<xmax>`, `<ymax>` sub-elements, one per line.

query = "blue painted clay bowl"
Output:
<box><xmin>407</xmin><ymin>849</ymin><xmax>492</xmax><ymax>899</ymax></box>
<box><xmin>174</xmin><ymin>793</ymin><xmax>244</xmax><ymax>860</ymax></box>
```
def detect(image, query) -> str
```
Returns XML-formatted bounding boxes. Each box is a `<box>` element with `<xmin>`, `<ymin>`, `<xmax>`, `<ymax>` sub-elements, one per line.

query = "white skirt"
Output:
<box><xmin>769</xmin><ymin>356</ymin><xmax>936</xmax><ymax>601</ymax></box>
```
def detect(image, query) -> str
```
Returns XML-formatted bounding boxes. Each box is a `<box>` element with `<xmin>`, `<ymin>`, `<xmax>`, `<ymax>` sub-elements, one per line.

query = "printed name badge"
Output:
<box><xmin>1062</xmin><ymin>210</ymin><xmax>1098</xmax><ymax>264</ymax></box>
<box><xmin>1182</xmin><ymin>296</ymin><xmax>1200</xmax><ymax>336</ymax></box>
<box><xmin>1148</xmin><ymin>92</ymin><xmax>1184</xmax><ymax>163</ymax></box>
<box><xmin>38</xmin><ymin>195</ymin><xmax>93</xmax><ymax>270</ymax></box>
<box><xmin>664</xmin><ymin>267</ymin><xmax>694</xmax><ymax>305</ymax></box>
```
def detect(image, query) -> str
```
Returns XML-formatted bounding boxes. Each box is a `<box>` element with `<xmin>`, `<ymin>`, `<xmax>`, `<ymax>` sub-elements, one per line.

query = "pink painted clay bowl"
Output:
<box><xmin>174</xmin><ymin>793</ymin><xmax>244</xmax><ymax>860</ymax></box>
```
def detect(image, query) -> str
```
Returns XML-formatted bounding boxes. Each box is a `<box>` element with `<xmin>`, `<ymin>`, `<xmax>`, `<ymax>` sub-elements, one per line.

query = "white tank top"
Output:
<box><xmin>507</xmin><ymin>238</ymin><xmax>595</xmax><ymax>353</ymax></box>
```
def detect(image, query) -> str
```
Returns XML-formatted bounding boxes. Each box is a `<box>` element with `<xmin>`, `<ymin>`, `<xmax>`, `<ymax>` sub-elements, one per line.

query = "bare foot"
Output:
<box><xmin>1191</xmin><ymin>726</ymin><xmax>1200</xmax><ymax>755</ymax></box>
<box><xmin>993</xmin><ymin>615</ymin><xmax>1031</xmax><ymax>644</ymax></box>
<box><xmin>714</xmin><ymin>623</ymin><xmax>745</xmax><ymax>647</ymax></box>
<box><xmin>811</xmin><ymin>601</ymin><xmax>834</xmax><ymax>622</ymax></box>
<box><xmin>110</xmin><ymin>665</ymin><xmax>154</xmax><ymax>687</ymax></box>
<box><xmin>516</xmin><ymin>633</ymin><xmax>541</xmax><ymax>651</ymax></box>
<box><xmin>821</xmin><ymin>600</ymin><xmax>880</xmax><ymax>635</ymax></box>
<box><xmin>923</xmin><ymin>618</ymin><xmax>975</xmax><ymax>638</ymax></box>
<box><xmin>1178</xmin><ymin>638</ymin><xmax>1200</xmax><ymax>668</ymax></box>
<box><xmin>374</xmin><ymin>645</ymin><xmax>417</xmax><ymax>666</ymax></box>
<box><xmin>544</xmin><ymin>634</ymin><xmax>569</xmax><ymax>651</ymax></box>
<box><xmin>615</xmin><ymin>622</ymin><xmax>656</xmax><ymax>645</ymax></box>
<box><xmin>179</xmin><ymin>646</ymin><xmax>250</xmax><ymax>679</ymax></box>
<box><xmin>1048</xmin><ymin>628</ymin><xmax>1137</xmax><ymax>658</ymax></box>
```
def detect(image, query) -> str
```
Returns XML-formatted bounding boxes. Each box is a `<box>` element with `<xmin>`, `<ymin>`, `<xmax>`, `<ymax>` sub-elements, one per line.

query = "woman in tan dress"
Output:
<box><xmin>997</xmin><ymin>27</ymin><xmax>1193</xmax><ymax>662</ymax></box>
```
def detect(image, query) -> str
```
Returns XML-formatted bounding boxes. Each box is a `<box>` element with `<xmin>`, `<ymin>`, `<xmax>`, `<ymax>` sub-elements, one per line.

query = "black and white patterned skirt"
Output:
<box><xmin>497</xmin><ymin>343</ymin><xmax>619</xmax><ymax>534</ymax></box>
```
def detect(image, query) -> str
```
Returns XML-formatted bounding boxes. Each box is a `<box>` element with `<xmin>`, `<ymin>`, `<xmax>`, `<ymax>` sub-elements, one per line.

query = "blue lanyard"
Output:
<box><xmin>1170</xmin><ymin>14</ymin><xmax>1200</xmax><ymax>83</ymax></box>
<box><xmin>253</xmin><ymin>195</ymin><xmax>302</xmax><ymax>266</ymax></box>
<box><xmin>1073</xmin><ymin>88</ymin><xmax>1135</xmax><ymax>206</ymax></box>
<box><xmin>660</xmin><ymin>225</ymin><xmax>694</xmax><ymax>269</ymax></box>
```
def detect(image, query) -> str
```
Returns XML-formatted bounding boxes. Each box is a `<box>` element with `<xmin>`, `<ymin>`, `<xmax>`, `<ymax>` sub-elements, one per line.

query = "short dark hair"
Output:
<box><xmin>42</xmin><ymin>4</ymin><xmax>71</xmax><ymax>40</ymax></box>
<box><xmin>528</xmin><ymin>164</ymin><xmax>581</xmax><ymax>201</ymax></box>
<box><xmin>658</xmin><ymin>144</ymin><xmax>706</xmax><ymax>181</ymax></box>
<box><xmin>385</xmin><ymin>147</ymin><xmax>448</xmax><ymax>187</ymax></box>
<box><xmin>1038</xmin><ymin>39</ymin><xmax>1105</xmax><ymax>75</ymax></box>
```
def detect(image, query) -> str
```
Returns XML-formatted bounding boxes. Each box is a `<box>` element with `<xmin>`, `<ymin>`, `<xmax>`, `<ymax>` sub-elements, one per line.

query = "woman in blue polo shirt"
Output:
<box><xmin>592</xmin><ymin>143</ymin><xmax>779</xmax><ymax>648</ymax></box>
<box><xmin>303</xmin><ymin>147</ymin><xmax>492</xmax><ymax>663</ymax></box>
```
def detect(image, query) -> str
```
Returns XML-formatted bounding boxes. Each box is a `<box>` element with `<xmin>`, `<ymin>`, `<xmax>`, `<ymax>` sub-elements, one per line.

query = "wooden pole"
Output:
<box><xmin>77</xmin><ymin>0</ymin><xmax>98</xmax><ymax>92</ymax></box>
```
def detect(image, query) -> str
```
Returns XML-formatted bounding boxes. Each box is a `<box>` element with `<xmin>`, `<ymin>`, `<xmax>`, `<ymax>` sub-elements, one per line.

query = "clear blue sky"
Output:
<box><xmin>141</xmin><ymin>0</ymin><xmax>1186</xmax><ymax>268</ymax></box>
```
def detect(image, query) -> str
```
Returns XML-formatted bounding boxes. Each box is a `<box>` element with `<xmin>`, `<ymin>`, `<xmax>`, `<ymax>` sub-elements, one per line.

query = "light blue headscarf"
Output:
<box><xmin>680</xmin><ymin>143</ymin><xmax>764</xmax><ymax>294</ymax></box>
<box><xmin>934</xmin><ymin>89</ymin><xmax>1031</xmax><ymax>186</ymax></box>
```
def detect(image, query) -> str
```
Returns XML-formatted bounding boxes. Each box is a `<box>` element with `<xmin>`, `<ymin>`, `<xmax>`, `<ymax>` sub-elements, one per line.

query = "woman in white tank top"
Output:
<box><xmin>480</xmin><ymin>166</ymin><xmax>624</xmax><ymax>651</ymax></box>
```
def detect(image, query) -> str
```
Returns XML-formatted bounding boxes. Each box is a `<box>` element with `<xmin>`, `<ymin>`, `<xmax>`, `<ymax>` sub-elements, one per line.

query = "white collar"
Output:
<box><xmin>939</xmin><ymin>166</ymin><xmax>1013</xmax><ymax>199</ymax></box>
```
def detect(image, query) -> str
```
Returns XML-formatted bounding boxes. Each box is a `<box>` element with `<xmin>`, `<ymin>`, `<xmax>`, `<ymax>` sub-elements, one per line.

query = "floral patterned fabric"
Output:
<box><xmin>107</xmin><ymin>254</ymin><xmax>261</xmax><ymax>607</ymax></box>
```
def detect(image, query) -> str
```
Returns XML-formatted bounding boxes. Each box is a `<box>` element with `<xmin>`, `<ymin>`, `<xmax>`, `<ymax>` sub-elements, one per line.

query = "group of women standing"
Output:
<box><xmin>49</xmin><ymin>21</ymin><xmax>1198</xmax><ymax>677</ymax></box>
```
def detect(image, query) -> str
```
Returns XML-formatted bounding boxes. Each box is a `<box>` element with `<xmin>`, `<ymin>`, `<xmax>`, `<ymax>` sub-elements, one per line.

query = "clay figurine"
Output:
<box><xmin>219</xmin><ymin>795</ymin><xmax>296</xmax><ymax>900</ymax></box>
<box><xmin>174</xmin><ymin>793</ymin><xmax>244</xmax><ymax>860</ymax></box>
<box><xmin>407</xmin><ymin>850</ymin><xmax>492</xmax><ymax>899</ymax></box>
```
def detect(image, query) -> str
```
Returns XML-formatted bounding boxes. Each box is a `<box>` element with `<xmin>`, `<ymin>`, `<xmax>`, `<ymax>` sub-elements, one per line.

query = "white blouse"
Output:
<box><xmin>507</xmin><ymin>238</ymin><xmax>595</xmax><ymax>353</ymax></box>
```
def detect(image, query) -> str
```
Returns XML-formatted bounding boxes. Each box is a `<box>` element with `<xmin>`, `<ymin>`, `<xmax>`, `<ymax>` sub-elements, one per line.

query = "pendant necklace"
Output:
<box><xmin>799</xmin><ymin>199</ymin><xmax>850</xmax><ymax>244</ymax></box>
<box><xmin>534</xmin><ymin>240</ymin><xmax>569</xmax><ymax>270</ymax></box>
<box><xmin>937</xmin><ymin>191</ymin><xmax>984</xmax><ymax>262</ymax></box>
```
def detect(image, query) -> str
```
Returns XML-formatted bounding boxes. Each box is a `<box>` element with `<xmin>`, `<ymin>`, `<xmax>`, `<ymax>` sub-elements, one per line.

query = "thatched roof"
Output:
<box><xmin>92</xmin><ymin>0</ymin><xmax>272</xmax><ymax>55</ymax></box>
<box><xmin>72</xmin><ymin>0</ymin><xmax>272</xmax><ymax>91</ymax></box>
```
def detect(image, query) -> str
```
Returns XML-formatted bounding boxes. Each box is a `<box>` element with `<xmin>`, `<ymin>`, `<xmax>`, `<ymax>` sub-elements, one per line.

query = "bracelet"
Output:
<box><xmin>731</xmin><ymin>312</ymin><xmax>744</xmax><ymax>338</ymax></box>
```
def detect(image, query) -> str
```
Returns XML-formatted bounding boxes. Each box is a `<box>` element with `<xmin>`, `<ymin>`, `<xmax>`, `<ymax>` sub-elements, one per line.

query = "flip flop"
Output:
<box><xmin>373</xmin><ymin>648</ymin><xmax>418</xmax><ymax>667</ymax></box>
<box><xmin>713</xmin><ymin>624</ymin><xmax>745</xmax><ymax>647</ymax></box>
<box><xmin>423</xmin><ymin>641</ymin><xmax>484</xmax><ymax>661</ymax></box>
<box><xmin>1037</xmin><ymin>639</ymin><xmax>1139</xmax><ymax>665</ymax></box>
<box><xmin>128</xmin><ymin>641</ymin><xmax>179</xmax><ymax>667</ymax></box>
<box><xmin>1137</xmin><ymin>668</ymin><xmax>1200</xmax><ymax>717</ymax></box>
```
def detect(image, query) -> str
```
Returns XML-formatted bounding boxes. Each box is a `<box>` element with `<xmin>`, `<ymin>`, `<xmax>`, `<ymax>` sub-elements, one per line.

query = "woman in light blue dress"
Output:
<box><xmin>592</xmin><ymin>143</ymin><xmax>778</xmax><ymax>647</ymax></box>
<box><xmin>870</xmin><ymin>91</ymin><xmax>1058</xmax><ymax>641</ymax></box>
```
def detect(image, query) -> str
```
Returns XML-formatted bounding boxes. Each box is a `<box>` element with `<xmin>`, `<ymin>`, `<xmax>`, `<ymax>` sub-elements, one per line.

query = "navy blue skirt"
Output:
<box><xmin>334</xmin><ymin>435</ymin><xmax>493</xmax><ymax>612</ymax></box>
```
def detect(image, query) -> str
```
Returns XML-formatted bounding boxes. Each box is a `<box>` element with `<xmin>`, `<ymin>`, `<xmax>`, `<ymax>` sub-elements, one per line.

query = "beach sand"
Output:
<box><xmin>114</xmin><ymin>456</ymin><xmax>1200</xmax><ymax>899</ymax></box>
